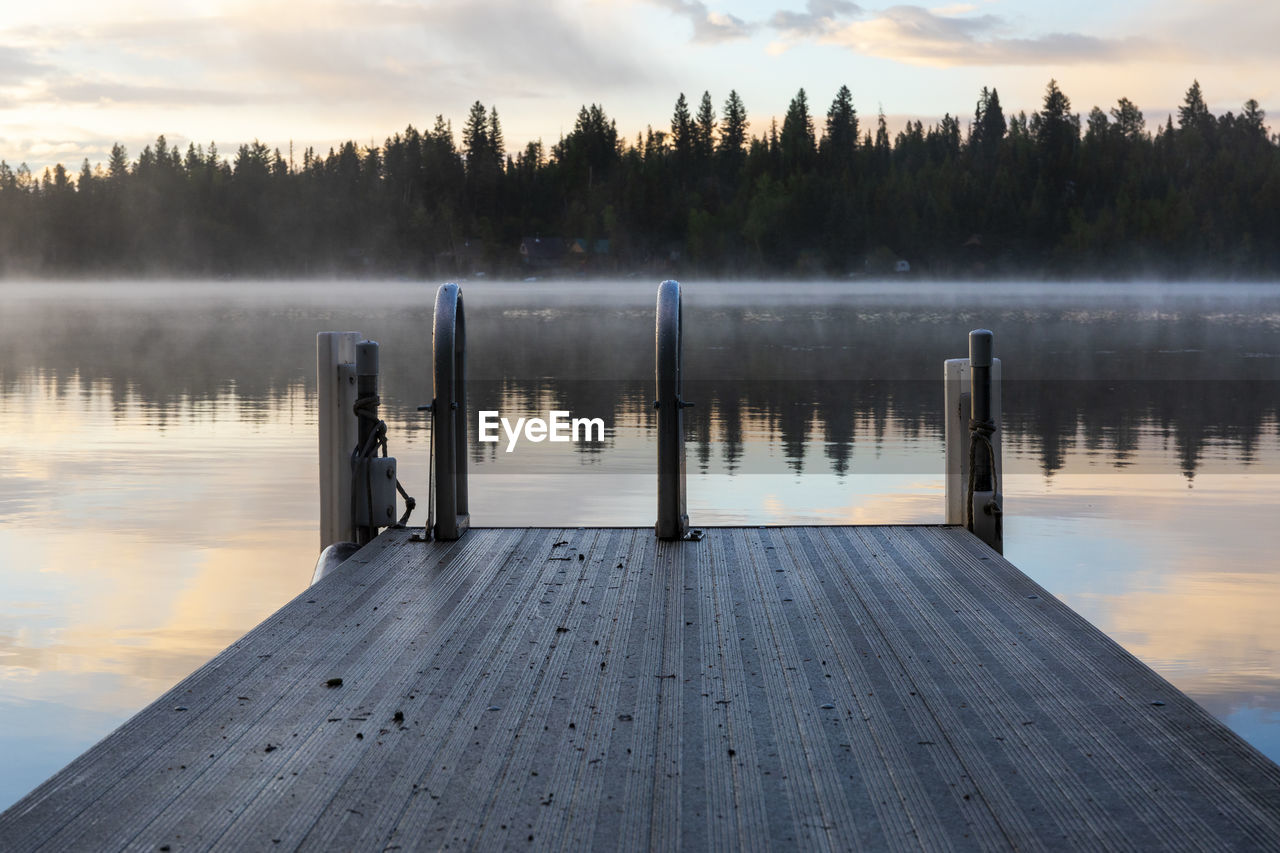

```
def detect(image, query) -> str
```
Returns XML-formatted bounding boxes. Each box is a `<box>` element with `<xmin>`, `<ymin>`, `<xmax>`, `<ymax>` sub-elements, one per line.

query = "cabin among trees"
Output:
<box><xmin>0</xmin><ymin>81</ymin><xmax>1276</xmax><ymax>278</ymax></box>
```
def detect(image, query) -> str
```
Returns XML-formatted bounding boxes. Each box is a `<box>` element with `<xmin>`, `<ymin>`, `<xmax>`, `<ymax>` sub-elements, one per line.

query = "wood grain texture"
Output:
<box><xmin>3</xmin><ymin>526</ymin><xmax>1278</xmax><ymax>851</ymax></box>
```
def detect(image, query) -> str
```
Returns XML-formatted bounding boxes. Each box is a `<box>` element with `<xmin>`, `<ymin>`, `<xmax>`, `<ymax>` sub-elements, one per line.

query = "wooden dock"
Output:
<box><xmin>3</xmin><ymin>525</ymin><xmax>1279</xmax><ymax>850</ymax></box>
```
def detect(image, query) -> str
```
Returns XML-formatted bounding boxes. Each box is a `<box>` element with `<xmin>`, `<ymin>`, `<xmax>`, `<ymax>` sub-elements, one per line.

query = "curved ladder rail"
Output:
<box><xmin>431</xmin><ymin>282</ymin><xmax>471</xmax><ymax>541</ymax></box>
<box><xmin>655</xmin><ymin>279</ymin><xmax>691</xmax><ymax>540</ymax></box>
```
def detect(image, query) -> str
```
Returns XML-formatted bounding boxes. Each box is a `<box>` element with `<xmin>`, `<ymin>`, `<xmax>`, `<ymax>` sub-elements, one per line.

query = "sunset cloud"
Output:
<box><xmin>821</xmin><ymin>6</ymin><xmax>1154</xmax><ymax>68</ymax></box>
<box><xmin>0</xmin><ymin>44</ymin><xmax>48</xmax><ymax>85</ymax></box>
<box><xmin>647</xmin><ymin>0</ymin><xmax>756</xmax><ymax>42</ymax></box>
<box><xmin>42</xmin><ymin>78</ymin><xmax>262</xmax><ymax>107</ymax></box>
<box><xmin>770</xmin><ymin>0</ymin><xmax>862</xmax><ymax>38</ymax></box>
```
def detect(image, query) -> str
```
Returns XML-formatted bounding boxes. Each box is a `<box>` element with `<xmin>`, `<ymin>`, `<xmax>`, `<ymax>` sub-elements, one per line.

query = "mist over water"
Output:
<box><xmin>2</xmin><ymin>279</ymin><xmax>1279</xmax><ymax>809</ymax></box>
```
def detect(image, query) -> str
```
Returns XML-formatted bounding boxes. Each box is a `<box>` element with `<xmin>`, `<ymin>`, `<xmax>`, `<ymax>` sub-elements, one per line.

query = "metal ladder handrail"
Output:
<box><xmin>655</xmin><ymin>279</ymin><xmax>691</xmax><ymax>540</ymax></box>
<box><xmin>432</xmin><ymin>282</ymin><xmax>470</xmax><ymax>540</ymax></box>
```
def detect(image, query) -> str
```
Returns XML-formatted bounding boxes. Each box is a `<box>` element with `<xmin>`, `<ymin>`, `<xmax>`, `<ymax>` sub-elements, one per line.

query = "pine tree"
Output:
<box><xmin>107</xmin><ymin>144</ymin><xmax>129</xmax><ymax>182</ymax></box>
<box><xmin>1034</xmin><ymin>79</ymin><xmax>1079</xmax><ymax>190</ymax></box>
<box><xmin>719</xmin><ymin>90</ymin><xmax>748</xmax><ymax>160</ymax></box>
<box><xmin>822</xmin><ymin>85</ymin><xmax>858</xmax><ymax>171</ymax></box>
<box><xmin>489</xmin><ymin>106</ymin><xmax>505</xmax><ymax>167</ymax></box>
<box><xmin>462</xmin><ymin>101</ymin><xmax>491</xmax><ymax>174</ymax></box>
<box><xmin>779</xmin><ymin>88</ymin><xmax>815</xmax><ymax>172</ymax></box>
<box><xmin>1110</xmin><ymin>98</ymin><xmax>1145</xmax><ymax>141</ymax></box>
<box><xmin>1178</xmin><ymin>80</ymin><xmax>1211</xmax><ymax>132</ymax></box>
<box><xmin>695</xmin><ymin>91</ymin><xmax>716</xmax><ymax>163</ymax></box>
<box><xmin>1085</xmin><ymin>106</ymin><xmax>1109</xmax><ymax>144</ymax></box>
<box><xmin>1241</xmin><ymin>98</ymin><xmax>1267</xmax><ymax>139</ymax></box>
<box><xmin>671</xmin><ymin>93</ymin><xmax>693</xmax><ymax>161</ymax></box>
<box><xmin>970</xmin><ymin>87</ymin><xmax>1006</xmax><ymax>170</ymax></box>
<box><xmin>873</xmin><ymin>108</ymin><xmax>890</xmax><ymax>173</ymax></box>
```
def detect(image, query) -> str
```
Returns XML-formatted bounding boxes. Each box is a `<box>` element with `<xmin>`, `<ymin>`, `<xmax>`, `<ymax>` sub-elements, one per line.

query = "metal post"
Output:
<box><xmin>354</xmin><ymin>340</ymin><xmax>380</xmax><ymax>546</ymax></box>
<box><xmin>317</xmin><ymin>331</ymin><xmax>360</xmax><ymax>550</ymax></box>
<box><xmin>944</xmin><ymin>346</ymin><xmax>1002</xmax><ymax>531</ymax></box>
<box><xmin>967</xmin><ymin>330</ymin><xmax>1002</xmax><ymax>553</ymax></box>
<box><xmin>655</xmin><ymin>280</ymin><xmax>690</xmax><ymax>540</ymax></box>
<box><xmin>432</xmin><ymin>283</ymin><xmax>470</xmax><ymax>540</ymax></box>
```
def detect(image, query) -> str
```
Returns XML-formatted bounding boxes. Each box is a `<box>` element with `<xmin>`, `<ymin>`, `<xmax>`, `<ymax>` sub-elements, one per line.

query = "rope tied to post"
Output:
<box><xmin>350</xmin><ymin>393</ymin><xmax>417</xmax><ymax>530</ymax></box>
<box><xmin>965</xmin><ymin>417</ymin><xmax>1002</xmax><ymax>533</ymax></box>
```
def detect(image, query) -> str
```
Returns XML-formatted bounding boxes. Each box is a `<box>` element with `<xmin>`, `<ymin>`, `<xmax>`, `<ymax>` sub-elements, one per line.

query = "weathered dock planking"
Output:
<box><xmin>4</xmin><ymin>525</ymin><xmax>1280</xmax><ymax>851</ymax></box>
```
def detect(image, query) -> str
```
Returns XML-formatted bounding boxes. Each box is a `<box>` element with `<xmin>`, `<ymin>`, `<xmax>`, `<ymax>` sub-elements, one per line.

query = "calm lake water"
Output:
<box><xmin>2</xmin><ymin>279</ymin><xmax>1279</xmax><ymax>810</ymax></box>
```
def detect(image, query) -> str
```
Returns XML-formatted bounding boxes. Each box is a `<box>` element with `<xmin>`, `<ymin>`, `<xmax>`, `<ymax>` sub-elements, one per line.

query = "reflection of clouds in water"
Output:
<box><xmin>1008</xmin><ymin>473</ymin><xmax>1280</xmax><ymax>757</ymax></box>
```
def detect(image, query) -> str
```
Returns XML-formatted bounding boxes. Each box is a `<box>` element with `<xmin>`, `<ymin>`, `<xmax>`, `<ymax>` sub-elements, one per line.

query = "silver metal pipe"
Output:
<box><xmin>969</xmin><ymin>329</ymin><xmax>993</xmax><ymax>493</ymax></box>
<box><xmin>655</xmin><ymin>279</ymin><xmax>690</xmax><ymax>540</ymax></box>
<box><xmin>354</xmin><ymin>340</ymin><xmax>380</xmax><ymax>545</ymax></box>
<box><xmin>967</xmin><ymin>328</ymin><xmax>1002</xmax><ymax>553</ymax></box>
<box><xmin>432</xmin><ymin>283</ymin><xmax>470</xmax><ymax>540</ymax></box>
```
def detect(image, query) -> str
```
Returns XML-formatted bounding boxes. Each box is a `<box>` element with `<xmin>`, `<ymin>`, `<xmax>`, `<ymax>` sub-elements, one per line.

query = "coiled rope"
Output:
<box><xmin>350</xmin><ymin>393</ymin><xmax>416</xmax><ymax>536</ymax></box>
<box><xmin>965</xmin><ymin>417</ymin><xmax>1002</xmax><ymax>536</ymax></box>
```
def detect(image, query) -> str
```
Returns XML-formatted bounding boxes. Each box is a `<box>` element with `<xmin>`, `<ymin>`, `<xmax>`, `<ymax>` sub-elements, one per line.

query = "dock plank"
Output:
<box><xmin>3</xmin><ymin>526</ymin><xmax>1279</xmax><ymax>851</ymax></box>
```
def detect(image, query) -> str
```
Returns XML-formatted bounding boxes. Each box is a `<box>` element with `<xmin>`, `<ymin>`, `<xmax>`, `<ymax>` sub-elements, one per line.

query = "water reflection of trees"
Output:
<box><xmin>3</xmin><ymin>288</ymin><xmax>1277</xmax><ymax>479</ymax></box>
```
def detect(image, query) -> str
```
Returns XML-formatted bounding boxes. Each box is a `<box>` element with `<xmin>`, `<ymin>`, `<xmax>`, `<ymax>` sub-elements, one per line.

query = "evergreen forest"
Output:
<box><xmin>2</xmin><ymin>79</ymin><xmax>1277</xmax><ymax>279</ymax></box>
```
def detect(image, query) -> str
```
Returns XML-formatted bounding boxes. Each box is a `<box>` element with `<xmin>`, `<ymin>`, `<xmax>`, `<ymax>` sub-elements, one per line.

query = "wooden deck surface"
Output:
<box><xmin>3</xmin><ymin>525</ymin><xmax>1280</xmax><ymax>851</ymax></box>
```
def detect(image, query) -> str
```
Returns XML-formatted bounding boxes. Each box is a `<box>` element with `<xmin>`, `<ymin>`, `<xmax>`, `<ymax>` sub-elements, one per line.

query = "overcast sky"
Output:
<box><xmin>1</xmin><ymin>0</ymin><xmax>1275</xmax><ymax>174</ymax></box>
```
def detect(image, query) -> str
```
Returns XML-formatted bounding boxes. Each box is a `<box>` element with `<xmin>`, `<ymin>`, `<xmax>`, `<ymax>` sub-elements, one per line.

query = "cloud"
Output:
<box><xmin>0</xmin><ymin>44</ymin><xmax>49</xmax><ymax>86</ymax></box>
<box><xmin>42</xmin><ymin>78</ymin><xmax>264</xmax><ymax>107</ymax></box>
<box><xmin>1155</xmin><ymin>0</ymin><xmax>1280</xmax><ymax>64</ymax></box>
<box><xmin>770</xmin><ymin>0</ymin><xmax>862</xmax><ymax>39</ymax></box>
<box><xmin>5</xmin><ymin>0</ymin><xmax>652</xmax><ymax>110</ymax></box>
<box><xmin>822</xmin><ymin>5</ymin><xmax>1157</xmax><ymax>68</ymax></box>
<box><xmin>414</xmin><ymin>0</ymin><xmax>653</xmax><ymax>87</ymax></box>
<box><xmin>646</xmin><ymin>0</ymin><xmax>755</xmax><ymax>42</ymax></box>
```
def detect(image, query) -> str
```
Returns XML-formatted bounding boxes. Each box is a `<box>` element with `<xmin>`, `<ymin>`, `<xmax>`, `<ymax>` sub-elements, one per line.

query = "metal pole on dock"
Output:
<box><xmin>317</xmin><ymin>331</ymin><xmax>360</xmax><ymax>550</ymax></box>
<box><xmin>315</xmin><ymin>333</ymin><xmax>402</xmax><ymax>583</ymax></box>
<box><xmin>354</xmin><ymin>341</ymin><xmax>381</xmax><ymax>546</ymax></box>
<box><xmin>432</xmin><ymin>283</ymin><xmax>470</xmax><ymax>541</ymax></box>
<box><xmin>944</xmin><ymin>330</ymin><xmax>1002</xmax><ymax>553</ymax></box>
<box><xmin>655</xmin><ymin>279</ymin><xmax>690</xmax><ymax>540</ymax></box>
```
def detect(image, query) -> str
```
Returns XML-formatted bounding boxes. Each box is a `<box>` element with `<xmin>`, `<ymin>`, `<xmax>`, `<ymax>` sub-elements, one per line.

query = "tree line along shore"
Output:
<box><xmin>1</xmin><ymin>79</ymin><xmax>1276</xmax><ymax>279</ymax></box>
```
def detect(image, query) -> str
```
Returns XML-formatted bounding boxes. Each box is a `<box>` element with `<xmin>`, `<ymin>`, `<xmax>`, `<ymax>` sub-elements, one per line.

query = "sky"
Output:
<box><xmin>0</xmin><ymin>0</ymin><xmax>1276</xmax><ymax>174</ymax></box>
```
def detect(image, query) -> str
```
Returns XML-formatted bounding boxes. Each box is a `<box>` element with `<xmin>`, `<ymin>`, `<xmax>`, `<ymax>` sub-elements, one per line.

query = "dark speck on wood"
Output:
<box><xmin>326</xmin><ymin>678</ymin><xmax>343</xmax><ymax>688</ymax></box>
